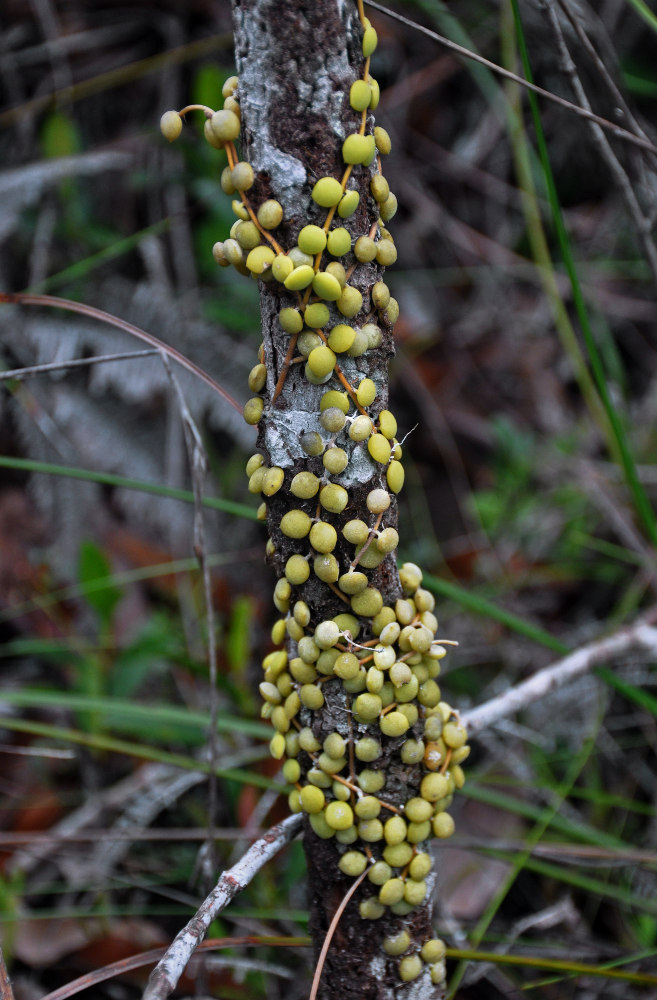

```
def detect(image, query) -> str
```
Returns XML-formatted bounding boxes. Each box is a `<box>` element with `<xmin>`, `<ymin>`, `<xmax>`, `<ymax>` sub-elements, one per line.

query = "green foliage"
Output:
<box><xmin>78</xmin><ymin>539</ymin><xmax>122</xmax><ymax>629</ymax></box>
<box><xmin>110</xmin><ymin>611</ymin><xmax>181</xmax><ymax>698</ymax></box>
<box><xmin>510</xmin><ymin>0</ymin><xmax>657</xmax><ymax>547</ymax></box>
<box><xmin>471</xmin><ymin>418</ymin><xmax>598</xmax><ymax>573</ymax></box>
<box><xmin>192</xmin><ymin>63</ymin><xmax>228</xmax><ymax>112</ymax></box>
<box><xmin>470</xmin><ymin>416</ymin><xmax>536</xmax><ymax>537</ymax></box>
<box><xmin>2</xmin><ymin>0</ymin><xmax>657</xmax><ymax>994</ymax></box>
<box><xmin>0</xmin><ymin>871</ymin><xmax>25</xmax><ymax>961</ymax></box>
<box><xmin>40</xmin><ymin>111</ymin><xmax>81</xmax><ymax>159</ymax></box>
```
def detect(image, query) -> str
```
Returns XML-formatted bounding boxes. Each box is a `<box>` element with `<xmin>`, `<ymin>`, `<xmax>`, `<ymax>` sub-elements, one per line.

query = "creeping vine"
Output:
<box><xmin>161</xmin><ymin>2</ymin><xmax>469</xmax><ymax>994</ymax></box>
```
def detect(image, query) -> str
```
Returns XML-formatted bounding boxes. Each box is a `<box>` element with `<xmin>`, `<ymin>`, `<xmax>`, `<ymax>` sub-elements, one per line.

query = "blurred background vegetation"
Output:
<box><xmin>1</xmin><ymin>0</ymin><xmax>656</xmax><ymax>997</ymax></box>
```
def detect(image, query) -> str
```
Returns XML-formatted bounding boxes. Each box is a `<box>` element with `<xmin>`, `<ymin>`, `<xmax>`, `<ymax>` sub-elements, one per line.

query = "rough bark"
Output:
<box><xmin>231</xmin><ymin>2</ymin><xmax>445</xmax><ymax>997</ymax></box>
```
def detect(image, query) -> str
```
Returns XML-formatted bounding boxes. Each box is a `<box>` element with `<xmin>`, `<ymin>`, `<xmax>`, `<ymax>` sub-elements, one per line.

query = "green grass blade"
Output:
<box><xmin>473</xmin><ymin>774</ymin><xmax>657</xmax><ymax>819</ymax></box>
<box><xmin>0</xmin><ymin>455</ymin><xmax>258</xmax><ymax>520</ymax></box>
<box><xmin>496</xmin><ymin>851</ymin><xmax>657</xmax><ymax>917</ymax></box>
<box><xmin>0</xmin><ymin>550</ymin><xmax>255</xmax><ymax>624</ymax></box>
<box><xmin>623</xmin><ymin>71</ymin><xmax>657</xmax><ymax>97</ymax></box>
<box><xmin>448</xmin><ymin>738</ymin><xmax>595</xmax><ymax>995</ymax></box>
<box><xmin>0</xmin><ymin>715</ymin><xmax>278</xmax><ymax>790</ymax></box>
<box><xmin>624</xmin><ymin>0</ymin><xmax>657</xmax><ymax>34</ymax></box>
<box><xmin>499</xmin><ymin>3</ymin><xmax>609</xmax><ymax>440</ymax></box>
<box><xmin>563</xmin><ymin>784</ymin><xmax>657</xmax><ymax>817</ymax></box>
<box><xmin>595</xmin><ymin>666</ymin><xmax>657</xmax><ymax>717</ymax></box>
<box><xmin>445</xmin><ymin>947</ymin><xmax>657</xmax><ymax>986</ymax></box>
<box><xmin>26</xmin><ymin>221</ymin><xmax>169</xmax><ymax>294</ymax></box>
<box><xmin>421</xmin><ymin>569</ymin><xmax>568</xmax><ymax>653</ymax></box>
<box><xmin>510</xmin><ymin>0</ymin><xmax>657</xmax><ymax>547</ymax></box>
<box><xmin>410</xmin><ymin>0</ymin><xmax>504</xmax><ymax>111</ymax></box>
<box><xmin>0</xmin><ymin>688</ymin><xmax>272</xmax><ymax>740</ymax></box>
<box><xmin>461</xmin><ymin>780</ymin><xmax>635</xmax><ymax>851</ymax></box>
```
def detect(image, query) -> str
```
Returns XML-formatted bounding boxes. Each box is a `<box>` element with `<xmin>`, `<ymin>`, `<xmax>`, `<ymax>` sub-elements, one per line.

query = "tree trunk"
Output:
<box><xmin>229</xmin><ymin>1</ymin><xmax>461</xmax><ymax>996</ymax></box>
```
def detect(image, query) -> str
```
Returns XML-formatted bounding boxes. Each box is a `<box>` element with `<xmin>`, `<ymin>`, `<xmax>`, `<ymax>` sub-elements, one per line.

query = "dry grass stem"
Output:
<box><xmin>161</xmin><ymin>352</ymin><xmax>220</xmax><ymax>883</ymax></box>
<box><xmin>366</xmin><ymin>0</ymin><xmax>657</xmax><ymax>156</ymax></box>
<box><xmin>0</xmin><ymin>292</ymin><xmax>242</xmax><ymax>413</ymax></box>
<box><xmin>0</xmin><ymin>349</ymin><xmax>159</xmax><ymax>381</ymax></box>
<box><xmin>542</xmin><ymin>0</ymin><xmax>657</xmax><ymax>284</ymax></box>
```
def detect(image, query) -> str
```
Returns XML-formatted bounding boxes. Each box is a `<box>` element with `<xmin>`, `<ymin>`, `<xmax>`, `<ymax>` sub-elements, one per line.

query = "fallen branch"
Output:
<box><xmin>462</xmin><ymin>609</ymin><xmax>657</xmax><ymax>735</ymax></box>
<box><xmin>141</xmin><ymin>813</ymin><xmax>303</xmax><ymax>1000</ymax></box>
<box><xmin>0</xmin><ymin>349</ymin><xmax>159</xmax><ymax>381</ymax></box>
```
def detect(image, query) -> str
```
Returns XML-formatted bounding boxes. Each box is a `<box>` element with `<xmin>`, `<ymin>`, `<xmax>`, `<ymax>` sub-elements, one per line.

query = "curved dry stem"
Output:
<box><xmin>365</xmin><ymin>0</ymin><xmax>657</xmax><ymax>158</ymax></box>
<box><xmin>308</xmin><ymin>868</ymin><xmax>369</xmax><ymax>1000</ymax></box>
<box><xmin>0</xmin><ymin>292</ymin><xmax>242</xmax><ymax>414</ymax></box>
<box><xmin>40</xmin><ymin>935</ymin><xmax>309</xmax><ymax>1000</ymax></box>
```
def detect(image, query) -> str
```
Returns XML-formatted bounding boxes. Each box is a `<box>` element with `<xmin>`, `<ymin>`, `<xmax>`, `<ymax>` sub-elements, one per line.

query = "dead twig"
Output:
<box><xmin>141</xmin><ymin>813</ymin><xmax>303</xmax><ymax>1000</ymax></box>
<box><xmin>308</xmin><ymin>868</ymin><xmax>369</xmax><ymax>1000</ymax></box>
<box><xmin>0</xmin><ymin>292</ymin><xmax>242</xmax><ymax>413</ymax></box>
<box><xmin>463</xmin><ymin>608</ymin><xmax>657</xmax><ymax>735</ymax></box>
<box><xmin>161</xmin><ymin>351</ymin><xmax>220</xmax><ymax>886</ymax></box>
<box><xmin>40</xmin><ymin>936</ymin><xmax>309</xmax><ymax>1000</ymax></box>
<box><xmin>555</xmin><ymin>0</ymin><xmax>652</xmax><ymax>147</ymax></box>
<box><xmin>0</xmin><ymin>349</ymin><xmax>158</xmax><ymax>381</ymax></box>
<box><xmin>365</xmin><ymin>0</ymin><xmax>657</xmax><ymax>158</ymax></box>
<box><xmin>542</xmin><ymin>0</ymin><xmax>657</xmax><ymax>285</ymax></box>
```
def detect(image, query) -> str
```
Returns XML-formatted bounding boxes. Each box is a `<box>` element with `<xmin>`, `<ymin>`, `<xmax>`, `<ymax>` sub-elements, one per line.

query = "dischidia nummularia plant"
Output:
<box><xmin>162</xmin><ymin>1</ymin><xmax>469</xmax><ymax>996</ymax></box>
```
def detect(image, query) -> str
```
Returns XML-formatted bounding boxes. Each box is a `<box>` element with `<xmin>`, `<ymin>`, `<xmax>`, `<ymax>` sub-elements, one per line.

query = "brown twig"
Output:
<box><xmin>0</xmin><ymin>292</ymin><xmax>242</xmax><ymax>414</ymax></box>
<box><xmin>308</xmin><ymin>868</ymin><xmax>369</xmax><ymax>1000</ymax></box>
<box><xmin>0</xmin><ymin>948</ymin><xmax>15</xmax><ymax>1000</ymax></box>
<box><xmin>350</xmin><ymin>512</ymin><xmax>383</xmax><ymax>570</ymax></box>
<box><xmin>271</xmin><ymin>331</ymin><xmax>299</xmax><ymax>404</ymax></box>
<box><xmin>365</xmin><ymin>0</ymin><xmax>657</xmax><ymax>158</ymax></box>
<box><xmin>40</xmin><ymin>935</ymin><xmax>309</xmax><ymax>1000</ymax></box>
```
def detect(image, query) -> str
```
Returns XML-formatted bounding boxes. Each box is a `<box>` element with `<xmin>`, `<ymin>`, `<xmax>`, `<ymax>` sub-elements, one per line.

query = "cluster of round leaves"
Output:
<box><xmin>257</xmin><ymin>558</ymin><xmax>469</xmax><ymax>987</ymax></box>
<box><xmin>160</xmin><ymin>36</ymin><xmax>400</xmax><ymax>418</ymax></box>
<box><xmin>247</xmin><ymin>384</ymin><xmax>405</xmax><ymax>556</ymax></box>
<box><xmin>162</xmin><ymin>10</ymin><xmax>466</xmax><ymax>989</ymax></box>
<box><xmin>245</xmin><ymin>398</ymin><xmax>465</xmax><ymax>989</ymax></box>
<box><xmin>235</xmin><ymin>123</ymin><xmax>400</xmax><ymax>403</ymax></box>
<box><xmin>238</xmin><ymin>21</ymin><xmax>462</xmax><ymax>982</ymax></box>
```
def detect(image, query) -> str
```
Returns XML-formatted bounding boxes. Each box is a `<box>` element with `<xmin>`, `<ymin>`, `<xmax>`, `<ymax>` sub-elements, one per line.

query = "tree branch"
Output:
<box><xmin>141</xmin><ymin>813</ymin><xmax>303</xmax><ymax>1000</ymax></box>
<box><xmin>462</xmin><ymin>607</ymin><xmax>657</xmax><ymax>735</ymax></box>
